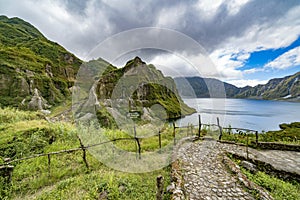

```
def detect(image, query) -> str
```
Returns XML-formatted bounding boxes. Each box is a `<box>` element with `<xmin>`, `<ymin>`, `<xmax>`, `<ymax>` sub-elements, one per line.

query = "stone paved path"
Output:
<box><xmin>175</xmin><ymin>138</ymin><xmax>300</xmax><ymax>199</ymax></box>
<box><xmin>222</xmin><ymin>143</ymin><xmax>300</xmax><ymax>176</ymax></box>
<box><xmin>176</xmin><ymin>139</ymin><xmax>255</xmax><ymax>200</ymax></box>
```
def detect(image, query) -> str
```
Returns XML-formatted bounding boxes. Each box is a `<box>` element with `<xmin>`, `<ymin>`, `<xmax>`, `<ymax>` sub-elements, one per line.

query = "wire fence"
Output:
<box><xmin>0</xmin><ymin>114</ymin><xmax>260</xmax><ymax>181</ymax></box>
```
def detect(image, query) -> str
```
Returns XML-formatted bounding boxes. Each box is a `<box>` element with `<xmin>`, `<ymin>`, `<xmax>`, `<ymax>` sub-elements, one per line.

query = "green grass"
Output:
<box><xmin>0</xmin><ymin>108</ymin><xmax>172</xmax><ymax>200</ymax></box>
<box><xmin>230</xmin><ymin>156</ymin><xmax>300</xmax><ymax>200</ymax></box>
<box><xmin>241</xmin><ymin>168</ymin><xmax>300</xmax><ymax>200</ymax></box>
<box><xmin>221</xmin><ymin>122</ymin><xmax>300</xmax><ymax>146</ymax></box>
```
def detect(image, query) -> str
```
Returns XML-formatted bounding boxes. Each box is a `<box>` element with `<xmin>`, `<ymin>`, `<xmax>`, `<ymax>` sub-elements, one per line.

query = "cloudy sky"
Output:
<box><xmin>1</xmin><ymin>0</ymin><xmax>300</xmax><ymax>87</ymax></box>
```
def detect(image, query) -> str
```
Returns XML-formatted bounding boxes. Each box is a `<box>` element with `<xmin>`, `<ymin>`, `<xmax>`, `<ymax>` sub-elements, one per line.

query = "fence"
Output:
<box><xmin>0</xmin><ymin>114</ymin><xmax>259</xmax><ymax>180</ymax></box>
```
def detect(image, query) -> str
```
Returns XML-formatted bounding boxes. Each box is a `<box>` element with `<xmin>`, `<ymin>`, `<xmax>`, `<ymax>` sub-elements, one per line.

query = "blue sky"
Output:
<box><xmin>231</xmin><ymin>36</ymin><xmax>300</xmax><ymax>86</ymax></box>
<box><xmin>1</xmin><ymin>0</ymin><xmax>300</xmax><ymax>87</ymax></box>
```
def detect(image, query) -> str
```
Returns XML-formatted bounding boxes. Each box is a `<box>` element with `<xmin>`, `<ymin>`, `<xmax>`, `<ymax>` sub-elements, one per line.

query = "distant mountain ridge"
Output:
<box><xmin>174</xmin><ymin>71</ymin><xmax>300</xmax><ymax>101</ymax></box>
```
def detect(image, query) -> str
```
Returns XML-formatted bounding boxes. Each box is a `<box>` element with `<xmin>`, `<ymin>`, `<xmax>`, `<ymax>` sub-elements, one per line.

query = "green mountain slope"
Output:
<box><xmin>76</xmin><ymin>56</ymin><xmax>196</xmax><ymax>123</ymax></box>
<box><xmin>174</xmin><ymin>76</ymin><xmax>249</xmax><ymax>98</ymax></box>
<box><xmin>0</xmin><ymin>15</ymin><xmax>82</xmax><ymax>108</ymax></box>
<box><xmin>175</xmin><ymin>71</ymin><xmax>300</xmax><ymax>101</ymax></box>
<box><xmin>236</xmin><ymin>72</ymin><xmax>300</xmax><ymax>100</ymax></box>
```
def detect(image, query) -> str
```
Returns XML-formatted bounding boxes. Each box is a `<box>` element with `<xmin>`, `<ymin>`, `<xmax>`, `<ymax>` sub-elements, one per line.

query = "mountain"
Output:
<box><xmin>175</xmin><ymin>72</ymin><xmax>300</xmax><ymax>101</ymax></box>
<box><xmin>236</xmin><ymin>72</ymin><xmax>300</xmax><ymax>100</ymax></box>
<box><xmin>74</xmin><ymin>56</ymin><xmax>196</xmax><ymax>126</ymax></box>
<box><xmin>174</xmin><ymin>77</ymin><xmax>249</xmax><ymax>98</ymax></box>
<box><xmin>0</xmin><ymin>15</ymin><xmax>82</xmax><ymax>109</ymax></box>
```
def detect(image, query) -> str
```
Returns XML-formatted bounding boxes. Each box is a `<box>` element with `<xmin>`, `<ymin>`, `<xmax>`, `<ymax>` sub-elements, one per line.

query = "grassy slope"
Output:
<box><xmin>231</xmin><ymin>158</ymin><xmax>300</xmax><ymax>200</ymax></box>
<box><xmin>0</xmin><ymin>108</ymin><xmax>171</xmax><ymax>200</ymax></box>
<box><xmin>0</xmin><ymin>16</ymin><xmax>82</xmax><ymax>107</ymax></box>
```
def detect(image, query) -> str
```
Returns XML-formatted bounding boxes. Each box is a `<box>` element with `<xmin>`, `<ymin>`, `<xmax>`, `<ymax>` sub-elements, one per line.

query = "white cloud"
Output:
<box><xmin>156</xmin><ymin>4</ymin><xmax>187</xmax><ymax>28</ymax></box>
<box><xmin>243</xmin><ymin>68</ymin><xmax>264</xmax><ymax>74</ymax></box>
<box><xmin>265</xmin><ymin>46</ymin><xmax>300</xmax><ymax>69</ymax></box>
<box><xmin>0</xmin><ymin>0</ymin><xmax>300</xmax><ymax>83</ymax></box>
<box><xmin>226</xmin><ymin>79</ymin><xmax>268</xmax><ymax>87</ymax></box>
<box><xmin>195</xmin><ymin>0</ymin><xmax>251</xmax><ymax>18</ymax></box>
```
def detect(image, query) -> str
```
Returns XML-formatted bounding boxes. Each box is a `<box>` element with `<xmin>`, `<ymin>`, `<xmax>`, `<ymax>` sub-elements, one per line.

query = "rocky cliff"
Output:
<box><xmin>94</xmin><ymin>56</ymin><xmax>196</xmax><ymax>120</ymax></box>
<box><xmin>0</xmin><ymin>15</ymin><xmax>82</xmax><ymax>110</ymax></box>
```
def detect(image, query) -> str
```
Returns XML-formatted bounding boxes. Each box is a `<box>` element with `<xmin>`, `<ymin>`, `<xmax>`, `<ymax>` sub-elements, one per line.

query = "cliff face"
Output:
<box><xmin>94</xmin><ymin>56</ymin><xmax>196</xmax><ymax>120</ymax></box>
<box><xmin>0</xmin><ymin>16</ymin><xmax>82</xmax><ymax>109</ymax></box>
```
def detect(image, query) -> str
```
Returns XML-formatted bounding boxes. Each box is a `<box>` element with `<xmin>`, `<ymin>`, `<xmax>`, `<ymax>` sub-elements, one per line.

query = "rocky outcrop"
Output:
<box><xmin>0</xmin><ymin>15</ymin><xmax>82</xmax><ymax>108</ymax></box>
<box><xmin>26</xmin><ymin>88</ymin><xmax>51</xmax><ymax>111</ymax></box>
<box><xmin>95</xmin><ymin>57</ymin><xmax>196</xmax><ymax>119</ymax></box>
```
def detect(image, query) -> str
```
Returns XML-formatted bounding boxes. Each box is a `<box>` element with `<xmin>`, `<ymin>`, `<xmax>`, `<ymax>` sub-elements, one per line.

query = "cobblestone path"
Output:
<box><xmin>176</xmin><ymin>139</ymin><xmax>255</xmax><ymax>200</ymax></box>
<box><xmin>174</xmin><ymin>138</ymin><xmax>300</xmax><ymax>200</ymax></box>
<box><xmin>222</xmin><ymin>143</ymin><xmax>300</xmax><ymax>176</ymax></box>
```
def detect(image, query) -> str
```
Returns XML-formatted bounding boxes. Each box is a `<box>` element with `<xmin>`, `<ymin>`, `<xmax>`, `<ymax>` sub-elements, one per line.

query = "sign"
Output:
<box><xmin>127</xmin><ymin>111</ymin><xmax>140</xmax><ymax>119</ymax></box>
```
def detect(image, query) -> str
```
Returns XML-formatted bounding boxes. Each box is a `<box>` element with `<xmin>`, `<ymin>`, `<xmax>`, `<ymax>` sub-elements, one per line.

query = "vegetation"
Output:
<box><xmin>0</xmin><ymin>107</ymin><xmax>172</xmax><ymax>200</ymax></box>
<box><xmin>0</xmin><ymin>15</ymin><xmax>82</xmax><ymax>107</ymax></box>
<box><xmin>232</xmin><ymin>158</ymin><xmax>300</xmax><ymax>200</ymax></box>
<box><xmin>175</xmin><ymin>72</ymin><xmax>300</xmax><ymax>101</ymax></box>
<box><xmin>221</xmin><ymin>122</ymin><xmax>300</xmax><ymax>146</ymax></box>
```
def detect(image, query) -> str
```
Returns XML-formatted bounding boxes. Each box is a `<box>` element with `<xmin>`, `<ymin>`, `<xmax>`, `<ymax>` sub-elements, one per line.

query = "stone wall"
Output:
<box><xmin>255</xmin><ymin>142</ymin><xmax>300</xmax><ymax>152</ymax></box>
<box><xmin>229</xmin><ymin>153</ymin><xmax>300</xmax><ymax>182</ymax></box>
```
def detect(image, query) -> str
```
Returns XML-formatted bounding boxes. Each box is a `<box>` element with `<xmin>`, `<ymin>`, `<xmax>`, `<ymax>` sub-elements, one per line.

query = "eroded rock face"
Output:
<box><xmin>27</xmin><ymin>88</ymin><xmax>51</xmax><ymax>111</ymax></box>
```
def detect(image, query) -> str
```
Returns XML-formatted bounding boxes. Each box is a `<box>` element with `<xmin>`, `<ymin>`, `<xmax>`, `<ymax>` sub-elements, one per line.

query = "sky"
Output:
<box><xmin>1</xmin><ymin>0</ymin><xmax>300</xmax><ymax>87</ymax></box>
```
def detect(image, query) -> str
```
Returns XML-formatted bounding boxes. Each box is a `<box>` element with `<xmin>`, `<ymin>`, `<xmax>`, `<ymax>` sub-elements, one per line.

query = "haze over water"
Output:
<box><xmin>177</xmin><ymin>98</ymin><xmax>300</xmax><ymax>132</ymax></box>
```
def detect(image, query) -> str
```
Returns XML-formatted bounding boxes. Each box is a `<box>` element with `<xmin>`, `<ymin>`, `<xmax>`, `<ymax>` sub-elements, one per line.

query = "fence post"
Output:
<box><xmin>255</xmin><ymin>131</ymin><xmax>258</xmax><ymax>145</ymax></box>
<box><xmin>47</xmin><ymin>154</ymin><xmax>51</xmax><ymax>177</ymax></box>
<box><xmin>78</xmin><ymin>137</ymin><xmax>89</xmax><ymax>169</ymax></box>
<box><xmin>246</xmin><ymin>134</ymin><xmax>249</xmax><ymax>160</ymax></box>
<box><xmin>136</xmin><ymin>138</ymin><xmax>141</xmax><ymax>159</ymax></box>
<box><xmin>187</xmin><ymin>123</ymin><xmax>189</xmax><ymax>136</ymax></box>
<box><xmin>173</xmin><ymin>122</ymin><xmax>176</xmax><ymax>145</ymax></box>
<box><xmin>156</xmin><ymin>175</ymin><xmax>164</xmax><ymax>200</ymax></box>
<box><xmin>134</xmin><ymin>124</ymin><xmax>141</xmax><ymax>159</ymax></box>
<box><xmin>217</xmin><ymin>117</ymin><xmax>223</xmax><ymax>140</ymax></box>
<box><xmin>0</xmin><ymin>165</ymin><xmax>14</xmax><ymax>183</ymax></box>
<box><xmin>158</xmin><ymin>130</ymin><xmax>162</xmax><ymax>150</ymax></box>
<box><xmin>198</xmin><ymin>114</ymin><xmax>202</xmax><ymax>137</ymax></box>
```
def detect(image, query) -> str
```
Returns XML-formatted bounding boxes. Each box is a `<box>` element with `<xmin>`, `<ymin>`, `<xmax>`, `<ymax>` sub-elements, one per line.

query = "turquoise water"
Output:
<box><xmin>176</xmin><ymin>98</ymin><xmax>300</xmax><ymax>131</ymax></box>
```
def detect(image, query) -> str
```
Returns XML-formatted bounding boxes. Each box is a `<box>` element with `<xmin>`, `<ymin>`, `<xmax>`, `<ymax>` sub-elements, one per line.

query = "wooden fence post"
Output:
<box><xmin>156</xmin><ymin>175</ymin><xmax>164</xmax><ymax>200</ymax></box>
<box><xmin>158</xmin><ymin>130</ymin><xmax>162</xmax><ymax>150</ymax></box>
<box><xmin>255</xmin><ymin>131</ymin><xmax>258</xmax><ymax>145</ymax></box>
<box><xmin>134</xmin><ymin>124</ymin><xmax>141</xmax><ymax>159</ymax></box>
<box><xmin>78</xmin><ymin>137</ymin><xmax>89</xmax><ymax>169</ymax></box>
<box><xmin>198</xmin><ymin>114</ymin><xmax>202</xmax><ymax>137</ymax></box>
<box><xmin>0</xmin><ymin>165</ymin><xmax>14</xmax><ymax>183</ymax></box>
<box><xmin>47</xmin><ymin>154</ymin><xmax>51</xmax><ymax>177</ymax></box>
<box><xmin>173</xmin><ymin>122</ymin><xmax>176</xmax><ymax>145</ymax></box>
<box><xmin>187</xmin><ymin>123</ymin><xmax>189</xmax><ymax>136</ymax></box>
<box><xmin>246</xmin><ymin>134</ymin><xmax>249</xmax><ymax>160</ymax></box>
<box><xmin>217</xmin><ymin>117</ymin><xmax>223</xmax><ymax>140</ymax></box>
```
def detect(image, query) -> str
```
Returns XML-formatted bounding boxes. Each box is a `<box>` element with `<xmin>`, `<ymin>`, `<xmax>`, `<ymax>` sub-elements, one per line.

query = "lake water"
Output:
<box><xmin>176</xmin><ymin>98</ymin><xmax>300</xmax><ymax>132</ymax></box>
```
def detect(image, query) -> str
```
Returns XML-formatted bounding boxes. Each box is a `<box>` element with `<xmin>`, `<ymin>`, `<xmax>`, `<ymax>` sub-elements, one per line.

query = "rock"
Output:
<box><xmin>41</xmin><ymin>109</ymin><xmax>51</xmax><ymax>115</ymax></box>
<box><xmin>45</xmin><ymin>64</ymin><xmax>53</xmax><ymax>77</ymax></box>
<box><xmin>241</xmin><ymin>161</ymin><xmax>257</xmax><ymax>173</ymax></box>
<box><xmin>167</xmin><ymin>183</ymin><xmax>175</xmax><ymax>193</ymax></box>
<box><xmin>25</xmin><ymin>69</ymin><xmax>34</xmax><ymax>77</ymax></box>
<box><xmin>27</xmin><ymin>88</ymin><xmax>50</xmax><ymax>111</ymax></box>
<box><xmin>98</xmin><ymin>190</ymin><xmax>108</xmax><ymax>200</ymax></box>
<box><xmin>118</xmin><ymin>185</ymin><xmax>126</xmax><ymax>192</ymax></box>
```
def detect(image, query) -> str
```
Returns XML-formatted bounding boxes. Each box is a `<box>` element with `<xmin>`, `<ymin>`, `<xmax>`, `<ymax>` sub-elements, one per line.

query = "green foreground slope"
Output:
<box><xmin>0</xmin><ymin>107</ymin><xmax>171</xmax><ymax>200</ymax></box>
